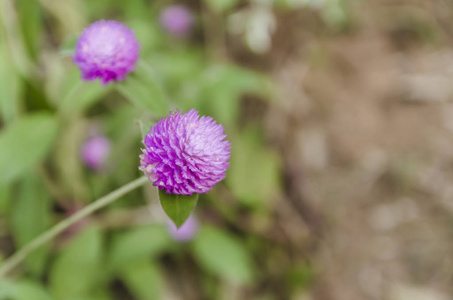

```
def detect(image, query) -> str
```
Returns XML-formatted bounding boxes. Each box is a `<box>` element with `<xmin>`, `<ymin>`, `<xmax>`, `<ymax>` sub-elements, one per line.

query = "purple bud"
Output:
<box><xmin>73</xmin><ymin>20</ymin><xmax>140</xmax><ymax>85</ymax></box>
<box><xmin>159</xmin><ymin>5</ymin><xmax>193</xmax><ymax>37</ymax></box>
<box><xmin>81</xmin><ymin>136</ymin><xmax>111</xmax><ymax>170</ymax></box>
<box><xmin>167</xmin><ymin>215</ymin><xmax>198</xmax><ymax>242</ymax></box>
<box><xmin>139</xmin><ymin>109</ymin><xmax>231</xmax><ymax>195</ymax></box>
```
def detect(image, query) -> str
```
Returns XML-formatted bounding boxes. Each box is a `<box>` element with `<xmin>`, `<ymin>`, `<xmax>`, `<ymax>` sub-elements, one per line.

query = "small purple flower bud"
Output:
<box><xmin>159</xmin><ymin>5</ymin><xmax>193</xmax><ymax>37</ymax></box>
<box><xmin>81</xmin><ymin>136</ymin><xmax>111</xmax><ymax>170</ymax></box>
<box><xmin>139</xmin><ymin>109</ymin><xmax>231</xmax><ymax>195</ymax></box>
<box><xmin>73</xmin><ymin>20</ymin><xmax>140</xmax><ymax>85</ymax></box>
<box><xmin>167</xmin><ymin>215</ymin><xmax>198</xmax><ymax>242</ymax></box>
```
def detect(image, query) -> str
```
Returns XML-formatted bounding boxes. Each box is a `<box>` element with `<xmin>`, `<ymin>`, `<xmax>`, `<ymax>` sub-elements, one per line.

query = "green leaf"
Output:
<box><xmin>17</xmin><ymin>0</ymin><xmax>42</xmax><ymax>60</ymax></box>
<box><xmin>11</xmin><ymin>172</ymin><xmax>52</xmax><ymax>276</ymax></box>
<box><xmin>49</xmin><ymin>227</ymin><xmax>103</xmax><ymax>299</ymax></box>
<box><xmin>227</xmin><ymin>127</ymin><xmax>281</xmax><ymax>208</ymax></box>
<box><xmin>158</xmin><ymin>190</ymin><xmax>198</xmax><ymax>228</ymax></box>
<box><xmin>109</xmin><ymin>225</ymin><xmax>172</xmax><ymax>269</ymax></box>
<box><xmin>192</xmin><ymin>226</ymin><xmax>254</xmax><ymax>284</ymax></box>
<box><xmin>119</xmin><ymin>260</ymin><xmax>163</xmax><ymax>300</ymax></box>
<box><xmin>59</xmin><ymin>35</ymin><xmax>78</xmax><ymax>57</ymax></box>
<box><xmin>0</xmin><ymin>40</ymin><xmax>22</xmax><ymax>124</ymax></box>
<box><xmin>116</xmin><ymin>61</ymin><xmax>169</xmax><ymax>117</ymax></box>
<box><xmin>59</xmin><ymin>66</ymin><xmax>113</xmax><ymax>113</ymax></box>
<box><xmin>0</xmin><ymin>280</ymin><xmax>52</xmax><ymax>300</ymax></box>
<box><xmin>0</xmin><ymin>113</ymin><xmax>58</xmax><ymax>185</ymax></box>
<box><xmin>199</xmin><ymin>64</ymin><xmax>273</xmax><ymax>127</ymax></box>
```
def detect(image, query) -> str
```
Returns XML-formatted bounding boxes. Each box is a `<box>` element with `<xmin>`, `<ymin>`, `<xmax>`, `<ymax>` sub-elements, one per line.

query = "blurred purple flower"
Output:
<box><xmin>81</xmin><ymin>136</ymin><xmax>111</xmax><ymax>170</ymax></box>
<box><xmin>159</xmin><ymin>5</ymin><xmax>193</xmax><ymax>37</ymax></box>
<box><xmin>140</xmin><ymin>109</ymin><xmax>231</xmax><ymax>195</ymax></box>
<box><xmin>167</xmin><ymin>214</ymin><xmax>198</xmax><ymax>242</ymax></box>
<box><xmin>73</xmin><ymin>20</ymin><xmax>140</xmax><ymax>85</ymax></box>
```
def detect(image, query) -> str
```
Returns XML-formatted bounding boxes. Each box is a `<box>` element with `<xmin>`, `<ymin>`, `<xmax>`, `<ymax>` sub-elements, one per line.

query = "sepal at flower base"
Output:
<box><xmin>158</xmin><ymin>190</ymin><xmax>198</xmax><ymax>228</ymax></box>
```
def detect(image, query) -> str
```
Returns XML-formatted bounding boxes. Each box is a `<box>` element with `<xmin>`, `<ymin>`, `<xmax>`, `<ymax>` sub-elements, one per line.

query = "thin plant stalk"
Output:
<box><xmin>0</xmin><ymin>176</ymin><xmax>149</xmax><ymax>278</ymax></box>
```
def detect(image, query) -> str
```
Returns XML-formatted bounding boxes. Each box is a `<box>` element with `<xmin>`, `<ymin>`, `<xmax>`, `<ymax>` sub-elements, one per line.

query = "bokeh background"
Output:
<box><xmin>1</xmin><ymin>0</ymin><xmax>453</xmax><ymax>299</ymax></box>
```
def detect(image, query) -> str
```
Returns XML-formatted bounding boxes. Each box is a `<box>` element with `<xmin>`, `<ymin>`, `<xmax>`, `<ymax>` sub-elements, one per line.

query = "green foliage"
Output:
<box><xmin>159</xmin><ymin>190</ymin><xmax>198</xmax><ymax>228</ymax></box>
<box><xmin>193</xmin><ymin>226</ymin><xmax>254</xmax><ymax>284</ymax></box>
<box><xmin>109</xmin><ymin>225</ymin><xmax>172</xmax><ymax>269</ymax></box>
<box><xmin>117</xmin><ymin>61</ymin><xmax>169</xmax><ymax>117</ymax></box>
<box><xmin>119</xmin><ymin>260</ymin><xmax>164</xmax><ymax>300</ymax></box>
<box><xmin>227</xmin><ymin>127</ymin><xmax>281</xmax><ymax>208</ymax></box>
<box><xmin>0</xmin><ymin>280</ymin><xmax>52</xmax><ymax>300</ymax></box>
<box><xmin>17</xmin><ymin>0</ymin><xmax>42</xmax><ymax>60</ymax></box>
<box><xmin>0</xmin><ymin>113</ymin><xmax>58</xmax><ymax>185</ymax></box>
<box><xmin>58</xmin><ymin>66</ymin><xmax>113</xmax><ymax>114</ymax></box>
<box><xmin>0</xmin><ymin>40</ymin><xmax>22</xmax><ymax>124</ymax></box>
<box><xmin>11</xmin><ymin>172</ymin><xmax>52</xmax><ymax>277</ymax></box>
<box><xmin>0</xmin><ymin>0</ymin><xmax>332</xmax><ymax>297</ymax></box>
<box><xmin>49</xmin><ymin>227</ymin><xmax>104</xmax><ymax>299</ymax></box>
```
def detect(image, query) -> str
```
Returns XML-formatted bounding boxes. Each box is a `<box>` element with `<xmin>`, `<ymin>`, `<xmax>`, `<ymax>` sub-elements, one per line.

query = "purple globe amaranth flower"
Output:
<box><xmin>167</xmin><ymin>214</ymin><xmax>199</xmax><ymax>242</ymax></box>
<box><xmin>140</xmin><ymin>109</ymin><xmax>231</xmax><ymax>195</ymax></box>
<box><xmin>159</xmin><ymin>5</ymin><xmax>193</xmax><ymax>37</ymax></box>
<box><xmin>81</xmin><ymin>135</ymin><xmax>111</xmax><ymax>170</ymax></box>
<box><xmin>73</xmin><ymin>20</ymin><xmax>140</xmax><ymax>85</ymax></box>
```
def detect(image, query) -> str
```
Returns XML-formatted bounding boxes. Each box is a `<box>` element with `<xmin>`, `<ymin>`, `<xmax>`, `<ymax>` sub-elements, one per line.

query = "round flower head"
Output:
<box><xmin>73</xmin><ymin>20</ymin><xmax>140</xmax><ymax>85</ymax></box>
<box><xmin>140</xmin><ymin>109</ymin><xmax>231</xmax><ymax>195</ymax></box>
<box><xmin>167</xmin><ymin>214</ymin><xmax>198</xmax><ymax>242</ymax></box>
<box><xmin>81</xmin><ymin>135</ymin><xmax>111</xmax><ymax>170</ymax></box>
<box><xmin>159</xmin><ymin>5</ymin><xmax>193</xmax><ymax>37</ymax></box>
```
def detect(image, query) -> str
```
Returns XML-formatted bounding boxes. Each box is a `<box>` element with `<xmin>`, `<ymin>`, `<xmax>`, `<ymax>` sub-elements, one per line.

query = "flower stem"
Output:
<box><xmin>0</xmin><ymin>176</ymin><xmax>149</xmax><ymax>278</ymax></box>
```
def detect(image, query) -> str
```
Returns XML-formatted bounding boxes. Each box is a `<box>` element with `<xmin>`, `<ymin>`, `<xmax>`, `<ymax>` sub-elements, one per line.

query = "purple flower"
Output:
<box><xmin>159</xmin><ymin>5</ymin><xmax>193</xmax><ymax>37</ymax></box>
<box><xmin>140</xmin><ymin>109</ymin><xmax>231</xmax><ymax>195</ymax></box>
<box><xmin>73</xmin><ymin>20</ymin><xmax>140</xmax><ymax>85</ymax></box>
<box><xmin>167</xmin><ymin>214</ymin><xmax>199</xmax><ymax>242</ymax></box>
<box><xmin>81</xmin><ymin>136</ymin><xmax>111</xmax><ymax>170</ymax></box>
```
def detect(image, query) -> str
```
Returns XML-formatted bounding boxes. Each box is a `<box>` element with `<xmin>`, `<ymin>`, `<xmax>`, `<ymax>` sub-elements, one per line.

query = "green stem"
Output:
<box><xmin>0</xmin><ymin>176</ymin><xmax>149</xmax><ymax>278</ymax></box>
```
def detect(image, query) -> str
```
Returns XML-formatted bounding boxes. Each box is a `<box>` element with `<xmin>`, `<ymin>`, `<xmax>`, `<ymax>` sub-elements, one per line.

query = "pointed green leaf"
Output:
<box><xmin>158</xmin><ymin>190</ymin><xmax>198</xmax><ymax>228</ymax></box>
<box><xmin>0</xmin><ymin>113</ymin><xmax>58</xmax><ymax>184</ymax></box>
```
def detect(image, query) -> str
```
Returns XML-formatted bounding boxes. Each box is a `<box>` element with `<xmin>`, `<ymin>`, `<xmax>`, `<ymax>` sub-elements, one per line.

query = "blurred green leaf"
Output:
<box><xmin>17</xmin><ymin>0</ymin><xmax>42</xmax><ymax>60</ymax></box>
<box><xmin>116</xmin><ymin>61</ymin><xmax>169</xmax><ymax>117</ymax></box>
<box><xmin>199</xmin><ymin>64</ymin><xmax>272</xmax><ymax>126</ymax></box>
<box><xmin>110</xmin><ymin>225</ymin><xmax>172</xmax><ymax>269</ymax></box>
<box><xmin>192</xmin><ymin>226</ymin><xmax>254</xmax><ymax>284</ymax></box>
<box><xmin>159</xmin><ymin>190</ymin><xmax>198</xmax><ymax>228</ymax></box>
<box><xmin>120</xmin><ymin>260</ymin><xmax>163</xmax><ymax>300</ymax></box>
<box><xmin>204</xmin><ymin>0</ymin><xmax>239</xmax><ymax>12</ymax></box>
<box><xmin>227</xmin><ymin>127</ymin><xmax>280</xmax><ymax>207</ymax></box>
<box><xmin>59</xmin><ymin>35</ymin><xmax>78</xmax><ymax>57</ymax></box>
<box><xmin>0</xmin><ymin>113</ymin><xmax>58</xmax><ymax>184</ymax></box>
<box><xmin>49</xmin><ymin>226</ymin><xmax>103</xmax><ymax>299</ymax></box>
<box><xmin>11</xmin><ymin>172</ymin><xmax>52</xmax><ymax>277</ymax></box>
<box><xmin>0</xmin><ymin>41</ymin><xmax>22</xmax><ymax>124</ymax></box>
<box><xmin>59</xmin><ymin>66</ymin><xmax>113</xmax><ymax>114</ymax></box>
<box><xmin>150</xmin><ymin>50</ymin><xmax>205</xmax><ymax>86</ymax></box>
<box><xmin>0</xmin><ymin>280</ymin><xmax>52</xmax><ymax>300</ymax></box>
<box><xmin>128</xmin><ymin>18</ymin><xmax>163</xmax><ymax>54</ymax></box>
